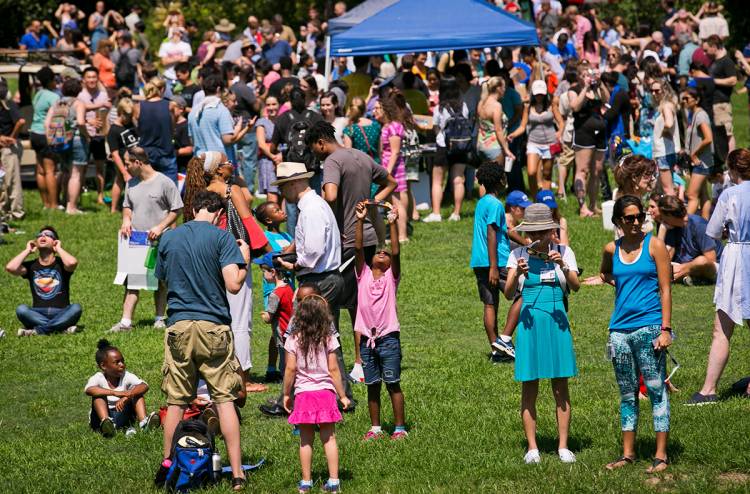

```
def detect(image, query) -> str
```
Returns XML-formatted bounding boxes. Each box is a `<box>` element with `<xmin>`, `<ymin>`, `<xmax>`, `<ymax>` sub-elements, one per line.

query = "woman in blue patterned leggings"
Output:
<box><xmin>599</xmin><ymin>195</ymin><xmax>673</xmax><ymax>473</ymax></box>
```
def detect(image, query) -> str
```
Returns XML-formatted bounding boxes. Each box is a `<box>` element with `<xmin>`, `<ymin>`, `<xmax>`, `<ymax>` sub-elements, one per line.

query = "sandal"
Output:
<box><xmin>232</xmin><ymin>476</ymin><xmax>247</xmax><ymax>491</ymax></box>
<box><xmin>646</xmin><ymin>457</ymin><xmax>669</xmax><ymax>473</ymax></box>
<box><xmin>245</xmin><ymin>382</ymin><xmax>268</xmax><ymax>393</ymax></box>
<box><xmin>605</xmin><ymin>456</ymin><xmax>635</xmax><ymax>470</ymax></box>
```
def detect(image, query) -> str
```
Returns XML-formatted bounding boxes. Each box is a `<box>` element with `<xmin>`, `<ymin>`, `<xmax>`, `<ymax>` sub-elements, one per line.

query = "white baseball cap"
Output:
<box><xmin>531</xmin><ymin>79</ymin><xmax>548</xmax><ymax>96</ymax></box>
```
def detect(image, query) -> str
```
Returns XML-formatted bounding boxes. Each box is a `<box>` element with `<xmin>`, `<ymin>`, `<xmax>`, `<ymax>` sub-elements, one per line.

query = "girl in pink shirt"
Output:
<box><xmin>354</xmin><ymin>202</ymin><xmax>408</xmax><ymax>440</ymax></box>
<box><xmin>283</xmin><ymin>296</ymin><xmax>350</xmax><ymax>493</ymax></box>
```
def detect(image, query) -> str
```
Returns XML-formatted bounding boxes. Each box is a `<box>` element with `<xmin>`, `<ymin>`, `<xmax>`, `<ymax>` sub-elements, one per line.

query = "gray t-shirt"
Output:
<box><xmin>322</xmin><ymin>147</ymin><xmax>388</xmax><ymax>248</ymax></box>
<box><xmin>123</xmin><ymin>172</ymin><xmax>183</xmax><ymax>231</ymax></box>
<box><xmin>687</xmin><ymin>108</ymin><xmax>714</xmax><ymax>167</ymax></box>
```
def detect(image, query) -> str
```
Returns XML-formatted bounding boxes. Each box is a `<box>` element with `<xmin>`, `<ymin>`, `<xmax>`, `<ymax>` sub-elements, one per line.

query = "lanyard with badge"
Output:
<box><xmin>528</xmin><ymin>240</ymin><xmax>556</xmax><ymax>283</ymax></box>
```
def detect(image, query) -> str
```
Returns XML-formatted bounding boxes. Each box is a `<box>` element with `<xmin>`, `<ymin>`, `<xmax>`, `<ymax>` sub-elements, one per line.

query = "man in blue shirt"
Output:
<box><xmin>260</xmin><ymin>27</ymin><xmax>292</xmax><ymax>66</ymax></box>
<box><xmin>658</xmin><ymin>195</ymin><xmax>722</xmax><ymax>284</ymax></box>
<box><xmin>547</xmin><ymin>32</ymin><xmax>578</xmax><ymax>66</ymax></box>
<box><xmin>19</xmin><ymin>20</ymin><xmax>54</xmax><ymax>51</ymax></box>
<box><xmin>153</xmin><ymin>190</ymin><xmax>250</xmax><ymax>489</ymax></box>
<box><xmin>188</xmin><ymin>75</ymin><xmax>237</xmax><ymax>158</ymax></box>
<box><xmin>470</xmin><ymin>163</ymin><xmax>515</xmax><ymax>358</ymax></box>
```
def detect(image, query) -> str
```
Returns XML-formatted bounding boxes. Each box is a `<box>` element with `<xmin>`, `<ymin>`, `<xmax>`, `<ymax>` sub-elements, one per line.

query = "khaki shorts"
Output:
<box><xmin>162</xmin><ymin>320</ymin><xmax>242</xmax><ymax>405</ymax></box>
<box><xmin>713</xmin><ymin>102</ymin><xmax>734</xmax><ymax>136</ymax></box>
<box><xmin>558</xmin><ymin>141</ymin><xmax>575</xmax><ymax>169</ymax></box>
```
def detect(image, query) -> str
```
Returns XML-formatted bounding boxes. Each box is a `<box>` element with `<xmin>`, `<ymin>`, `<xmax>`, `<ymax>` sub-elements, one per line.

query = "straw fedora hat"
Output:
<box><xmin>513</xmin><ymin>203</ymin><xmax>560</xmax><ymax>232</ymax></box>
<box><xmin>271</xmin><ymin>162</ymin><xmax>314</xmax><ymax>186</ymax></box>
<box><xmin>214</xmin><ymin>18</ymin><xmax>236</xmax><ymax>33</ymax></box>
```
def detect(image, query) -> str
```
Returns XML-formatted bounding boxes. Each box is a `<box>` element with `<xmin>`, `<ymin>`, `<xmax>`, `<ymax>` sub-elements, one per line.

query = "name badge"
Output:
<box><xmin>540</xmin><ymin>267</ymin><xmax>556</xmax><ymax>283</ymax></box>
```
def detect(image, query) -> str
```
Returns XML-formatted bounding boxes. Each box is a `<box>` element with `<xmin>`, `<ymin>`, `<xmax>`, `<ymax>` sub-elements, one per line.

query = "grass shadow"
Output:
<box><xmin>525</xmin><ymin>434</ymin><xmax>593</xmax><ymax>454</ymax></box>
<box><xmin>634</xmin><ymin>436</ymin><xmax>685</xmax><ymax>463</ymax></box>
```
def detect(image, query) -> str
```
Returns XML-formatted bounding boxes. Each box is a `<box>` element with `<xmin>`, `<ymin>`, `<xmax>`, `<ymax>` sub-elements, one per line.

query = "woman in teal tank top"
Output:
<box><xmin>599</xmin><ymin>196</ymin><xmax>673</xmax><ymax>473</ymax></box>
<box><xmin>504</xmin><ymin>204</ymin><xmax>580</xmax><ymax>465</ymax></box>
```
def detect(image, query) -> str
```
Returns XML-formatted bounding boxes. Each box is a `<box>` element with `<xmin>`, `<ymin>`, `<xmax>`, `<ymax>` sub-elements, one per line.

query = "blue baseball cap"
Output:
<box><xmin>535</xmin><ymin>189</ymin><xmax>558</xmax><ymax>209</ymax></box>
<box><xmin>252</xmin><ymin>252</ymin><xmax>275</xmax><ymax>269</ymax></box>
<box><xmin>506</xmin><ymin>190</ymin><xmax>532</xmax><ymax>208</ymax></box>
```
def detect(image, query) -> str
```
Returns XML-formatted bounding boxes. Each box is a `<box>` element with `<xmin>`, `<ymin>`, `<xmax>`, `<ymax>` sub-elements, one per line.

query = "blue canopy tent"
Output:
<box><xmin>323</xmin><ymin>0</ymin><xmax>538</xmax><ymax>81</ymax></box>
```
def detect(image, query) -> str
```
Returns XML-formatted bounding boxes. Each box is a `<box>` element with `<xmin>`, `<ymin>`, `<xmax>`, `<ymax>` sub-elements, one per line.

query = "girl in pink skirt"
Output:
<box><xmin>283</xmin><ymin>295</ymin><xmax>351</xmax><ymax>493</ymax></box>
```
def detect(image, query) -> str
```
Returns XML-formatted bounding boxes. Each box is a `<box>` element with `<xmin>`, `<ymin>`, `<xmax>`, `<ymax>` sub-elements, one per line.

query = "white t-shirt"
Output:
<box><xmin>158</xmin><ymin>40</ymin><xmax>193</xmax><ymax>80</ymax></box>
<box><xmin>84</xmin><ymin>371</ymin><xmax>145</xmax><ymax>412</ymax></box>
<box><xmin>507</xmin><ymin>243</ymin><xmax>578</xmax><ymax>292</ymax></box>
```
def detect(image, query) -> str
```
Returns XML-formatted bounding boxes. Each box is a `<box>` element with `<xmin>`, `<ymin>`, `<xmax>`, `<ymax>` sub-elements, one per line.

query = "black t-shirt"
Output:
<box><xmin>22</xmin><ymin>257</ymin><xmax>72</xmax><ymax>309</ymax></box>
<box><xmin>180</xmin><ymin>84</ymin><xmax>201</xmax><ymax>110</ymax></box>
<box><xmin>604</xmin><ymin>88</ymin><xmax>632</xmax><ymax>138</ymax></box>
<box><xmin>174</xmin><ymin>120</ymin><xmax>191</xmax><ymax>172</ymax></box>
<box><xmin>709</xmin><ymin>56</ymin><xmax>737</xmax><ymax>104</ymax></box>
<box><xmin>230</xmin><ymin>82</ymin><xmax>258</xmax><ymax>119</ymax></box>
<box><xmin>570</xmin><ymin>84</ymin><xmax>604</xmax><ymax>127</ymax></box>
<box><xmin>270</xmin><ymin>108</ymin><xmax>323</xmax><ymax>157</ymax></box>
<box><xmin>0</xmin><ymin>101</ymin><xmax>20</xmax><ymax>137</ymax></box>
<box><xmin>107</xmin><ymin>123</ymin><xmax>139</xmax><ymax>159</ymax></box>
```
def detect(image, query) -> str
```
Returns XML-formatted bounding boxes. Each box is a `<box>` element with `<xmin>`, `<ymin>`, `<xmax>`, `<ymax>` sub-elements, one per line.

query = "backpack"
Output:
<box><xmin>164</xmin><ymin>420</ymin><xmax>216</xmax><ymax>493</ymax></box>
<box><xmin>285</xmin><ymin>110</ymin><xmax>317</xmax><ymax>171</ymax></box>
<box><xmin>115</xmin><ymin>49</ymin><xmax>137</xmax><ymax>89</ymax></box>
<box><xmin>46</xmin><ymin>99</ymin><xmax>75</xmax><ymax>152</ymax></box>
<box><xmin>402</xmin><ymin>127</ymin><xmax>422</xmax><ymax>180</ymax></box>
<box><xmin>443</xmin><ymin>105</ymin><xmax>474</xmax><ymax>158</ymax></box>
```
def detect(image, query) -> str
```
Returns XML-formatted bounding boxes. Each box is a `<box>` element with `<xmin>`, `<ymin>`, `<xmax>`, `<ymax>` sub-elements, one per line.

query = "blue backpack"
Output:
<box><xmin>165</xmin><ymin>420</ymin><xmax>216</xmax><ymax>493</ymax></box>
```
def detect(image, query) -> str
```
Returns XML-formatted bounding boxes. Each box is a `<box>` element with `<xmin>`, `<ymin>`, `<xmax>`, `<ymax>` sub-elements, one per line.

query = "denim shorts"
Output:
<box><xmin>692</xmin><ymin>160</ymin><xmax>713</xmax><ymax>176</ymax></box>
<box><xmin>654</xmin><ymin>154</ymin><xmax>676</xmax><ymax>171</ymax></box>
<box><xmin>72</xmin><ymin>137</ymin><xmax>89</xmax><ymax>166</ymax></box>
<box><xmin>527</xmin><ymin>142</ymin><xmax>552</xmax><ymax>160</ymax></box>
<box><xmin>360</xmin><ymin>333</ymin><xmax>402</xmax><ymax>385</ymax></box>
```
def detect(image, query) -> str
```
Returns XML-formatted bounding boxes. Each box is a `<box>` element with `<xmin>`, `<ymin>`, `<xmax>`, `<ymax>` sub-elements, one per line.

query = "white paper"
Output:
<box><xmin>114</xmin><ymin>233</ymin><xmax>157</xmax><ymax>291</ymax></box>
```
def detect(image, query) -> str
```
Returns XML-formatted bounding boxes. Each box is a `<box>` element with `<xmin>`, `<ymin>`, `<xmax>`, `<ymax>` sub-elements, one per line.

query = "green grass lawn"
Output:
<box><xmin>0</xmin><ymin>94</ymin><xmax>749</xmax><ymax>493</ymax></box>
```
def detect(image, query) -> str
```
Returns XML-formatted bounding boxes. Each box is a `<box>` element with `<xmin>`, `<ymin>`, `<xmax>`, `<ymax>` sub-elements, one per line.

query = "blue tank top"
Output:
<box><xmin>609</xmin><ymin>233</ymin><xmax>662</xmax><ymax>330</ymax></box>
<box><xmin>137</xmin><ymin>99</ymin><xmax>175</xmax><ymax>159</ymax></box>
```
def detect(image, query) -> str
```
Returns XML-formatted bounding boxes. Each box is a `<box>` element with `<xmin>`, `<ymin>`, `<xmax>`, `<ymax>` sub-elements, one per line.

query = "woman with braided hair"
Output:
<box><xmin>183</xmin><ymin>151</ymin><xmax>270</xmax><ymax>393</ymax></box>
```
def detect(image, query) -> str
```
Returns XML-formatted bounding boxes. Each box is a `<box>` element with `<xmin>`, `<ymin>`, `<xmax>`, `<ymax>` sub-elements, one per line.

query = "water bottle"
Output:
<box><xmin>212</xmin><ymin>452</ymin><xmax>222</xmax><ymax>480</ymax></box>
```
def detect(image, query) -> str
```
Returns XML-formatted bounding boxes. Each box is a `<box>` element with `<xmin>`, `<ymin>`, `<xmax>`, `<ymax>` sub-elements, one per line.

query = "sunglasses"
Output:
<box><xmin>527</xmin><ymin>242</ymin><xmax>551</xmax><ymax>261</ymax></box>
<box><xmin>663</xmin><ymin>350</ymin><xmax>680</xmax><ymax>384</ymax></box>
<box><xmin>36</xmin><ymin>231</ymin><xmax>56</xmax><ymax>239</ymax></box>
<box><xmin>620</xmin><ymin>213</ymin><xmax>646</xmax><ymax>224</ymax></box>
<box><xmin>651</xmin><ymin>88</ymin><xmax>662</xmax><ymax>94</ymax></box>
<box><xmin>375</xmin><ymin>249</ymin><xmax>391</xmax><ymax>257</ymax></box>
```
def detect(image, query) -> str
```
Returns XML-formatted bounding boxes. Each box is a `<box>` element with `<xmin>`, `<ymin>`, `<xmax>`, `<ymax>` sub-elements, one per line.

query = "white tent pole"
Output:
<box><xmin>324</xmin><ymin>35</ymin><xmax>332</xmax><ymax>86</ymax></box>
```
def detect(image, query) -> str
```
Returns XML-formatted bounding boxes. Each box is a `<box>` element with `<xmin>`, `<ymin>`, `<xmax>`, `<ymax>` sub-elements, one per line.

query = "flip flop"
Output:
<box><xmin>647</xmin><ymin>457</ymin><xmax>669</xmax><ymax>473</ymax></box>
<box><xmin>245</xmin><ymin>382</ymin><xmax>268</xmax><ymax>393</ymax></box>
<box><xmin>605</xmin><ymin>456</ymin><xmax>635</xmax><ymax>470</ymax></box>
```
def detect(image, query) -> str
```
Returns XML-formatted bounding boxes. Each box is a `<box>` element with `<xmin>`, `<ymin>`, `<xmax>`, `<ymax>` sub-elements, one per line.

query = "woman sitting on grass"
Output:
<box><xmin>599</xmin><ymin>195</ymin><xmax>673</xmax><ymax>473</ymax></box>
<box><xmin>504</xmin><ymin>203</ymin><xmax>580</xmax><ymax>464</ymax></box>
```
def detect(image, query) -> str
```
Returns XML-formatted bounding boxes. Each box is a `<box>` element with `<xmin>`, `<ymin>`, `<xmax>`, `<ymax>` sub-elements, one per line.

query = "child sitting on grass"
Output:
<box><xmin>84</xmin><ymin>339</ymin><xmax>159</xmax><ymax>437</ymax></box>
<box><xmin>283</xmin><ymin>296</ymin><xmax>350</xmax><ymax>493</ymax></box>
<box><xmin>255</xmin><ymin>201</ymin><xmax>294</xmax><ymax>382</ymax></box>
<box><xmin>354</xmin><ymin>201</ymin><xmax>407</xmax><ymax>440</ymax></box>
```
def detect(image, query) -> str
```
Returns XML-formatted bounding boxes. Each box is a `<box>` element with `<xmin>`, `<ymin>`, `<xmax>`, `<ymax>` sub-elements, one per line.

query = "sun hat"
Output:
<box><xmin>531</xmin><ymin>79</ymin><xmax>547</xmax><ymax>96</ymax></box>
<box><xmin>513</xmin><ymin>203</ymin><xmax>560</xmax><ymax>232</ymax></box>
<box><xmin>214</xmin><ymin>18</ymin><xmax>236</xmax><ymax>33</ymax></box>
<box><xmin>535</xmin><ymin>189</ymin><xmax>558</xmax><ymax>209</ymax></box>
<box><xmin>506</xmin><ymin>190</ymin><xmax>532</xmax><ymax>208</ymax></box>
<box><xmin>271</xmin><ymin>162</ymin><xmax>314</xmax><ymax>186</ymax></box>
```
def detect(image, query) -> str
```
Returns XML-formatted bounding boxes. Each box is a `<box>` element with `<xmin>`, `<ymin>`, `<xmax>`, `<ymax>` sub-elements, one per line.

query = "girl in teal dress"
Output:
<box><xmin>504</xmin><ymin>203</ymin><xmax>581</xmax><ymax>465</ymax></box>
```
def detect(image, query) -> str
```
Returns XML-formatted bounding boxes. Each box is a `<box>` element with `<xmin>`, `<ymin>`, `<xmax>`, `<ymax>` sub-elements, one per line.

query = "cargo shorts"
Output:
<box><xmin>162</xmin><ymin>320</ymin><xmax>242</xmax><ymax>406</ymax></box>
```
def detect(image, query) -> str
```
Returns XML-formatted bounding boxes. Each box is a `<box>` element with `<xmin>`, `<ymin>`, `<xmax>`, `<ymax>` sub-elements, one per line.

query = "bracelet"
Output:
<box><xmin>661</xmin><ymin>326</ymin><xmax>672</xmax><ymax>332</ymax></box>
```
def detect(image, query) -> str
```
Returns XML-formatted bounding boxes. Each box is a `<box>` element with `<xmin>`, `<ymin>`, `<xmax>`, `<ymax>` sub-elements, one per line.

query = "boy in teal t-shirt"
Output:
<box><xmin>470</xmin><ymin>164</ymin><xmax>515</xmax><ymax>358</ymax></box>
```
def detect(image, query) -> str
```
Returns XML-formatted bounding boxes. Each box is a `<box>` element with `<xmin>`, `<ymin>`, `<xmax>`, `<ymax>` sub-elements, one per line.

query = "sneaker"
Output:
<box><xmin>558</xmin><ymin>448</ymin><xmax>576</xmax><ymax>463</ymax></box>
<box><xmin>65</xmin><ymin>326</ymin><xmax>79</xmax><ymax>334</ymax></box>
<box><xmin>524</xmin><ymin>449</ymin><xmax>541</xmax><ymax>464</ymax></box>
<box><xmin>490</xmin><ymin>351</ymin><xmax>513</xmax><ymax>364</ymax></box>
<box><xmin>390</xmin><ymin>430</ymin><xmax>409</xmax><ymax>440</ymax></box>
<box><xmin>322</xmin><ymin>481</ymin><xmax>341</xmax><ymax>493</ymax></box>
<box><xmin>153</xmin><ymin>319</ymin><xmax>166</xmax><ymax>330</ymax></box>
<box><xmin>492</xmin><ymin>338</ymin><xmax>516</xmax><ymax>358</ymax></box>
<box><xmin>107</xmin><ymin>322</ymin><xmax>132</xmax><ymax>333</ymax></box>
<box><xmin>415</xmin><ymin>202</ymin><xmax>430</xmax><ymax>211</ymax></box>
<box><xmin>685</xmin><ymin>392</ymin><xmax>718</xmax><ymax>406</ymax></box>
<box><xmin>142</xmin><ymin>411</ymin><xmax>161</xmax><ymax>431</ymax></box>
<box><xmin>297</xmin><ymin>480</ymin><xmax>313</xmax><ymax>493</ymax></box>
<box><xmin>154</xmin><ymin>461</ymin><xmax>172</xmax><ymax>487</ymax></box>
<box><xmin>422</xmin><ymin>213</ymin><xmax>442</xmax><ymax>223</ymax></box>
<box><xmin>125</xmin><ymin>427</ymin><xmax>137</xmax><ymax>437</ymax></box>
<box><xmin>448</xmin><ymin>213</ymin><xmax>461</xmax><ymax>221</ymax></box>
<box><xmin>17</xmin><ymin>329</ymin><xmax>37</xmax><ymax>337</ymax></box>
<box><xmin>363</xmin><ymin>430</ymin><xmax>385</xmax><ymax>441</ymax></box>
<box><xmin>681</xmin><ymin>276</ymin><xmax>694</xmax><ymax>287</ymax></box>
<box><xmin>100</xmin><ymin>417</ymin><xmax>116</xmax><ymax>438</ymax></box>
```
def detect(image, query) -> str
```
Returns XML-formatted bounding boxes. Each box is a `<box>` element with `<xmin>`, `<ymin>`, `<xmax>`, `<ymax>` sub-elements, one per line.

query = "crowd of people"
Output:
<box><xmin>2</xmin><ymin>0</ymin><xmax>750</xmax><ymax>491</ymax></box>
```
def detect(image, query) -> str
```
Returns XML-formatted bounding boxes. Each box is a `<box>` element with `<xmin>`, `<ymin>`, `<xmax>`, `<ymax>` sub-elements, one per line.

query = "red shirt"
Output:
<box><xmin>272</xmin><ymin>284</ymin><xmax>294</xmax><ymax>336</ymax></box>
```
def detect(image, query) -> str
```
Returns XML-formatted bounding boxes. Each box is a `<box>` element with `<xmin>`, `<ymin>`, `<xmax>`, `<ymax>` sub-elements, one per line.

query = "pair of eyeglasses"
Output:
<box><xmin>527</xmin><ymin>246</ymin><xmax>551</xmax><ymax>261</ymax></box>
<box><xmin>621</xmin><ymin>213</ymin><xmax>646</xmax><ymax>224</ymax></box>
